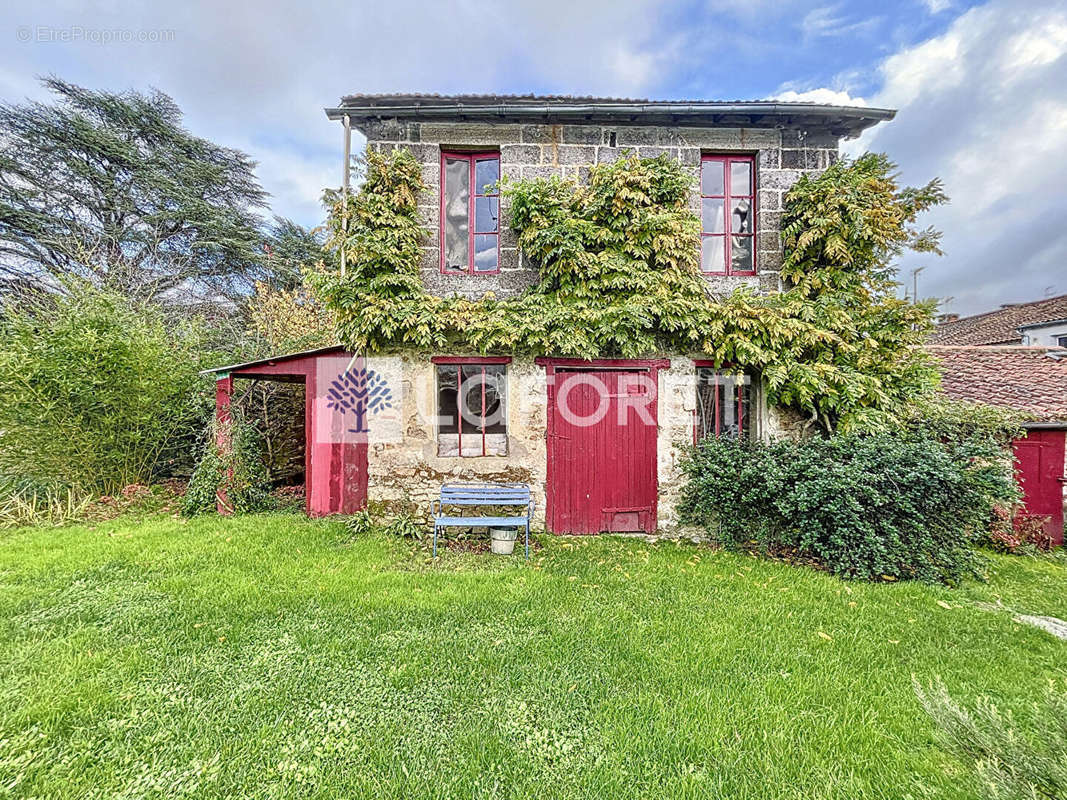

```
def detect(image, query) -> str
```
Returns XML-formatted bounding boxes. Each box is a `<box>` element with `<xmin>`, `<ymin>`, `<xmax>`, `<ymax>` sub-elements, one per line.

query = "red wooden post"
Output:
<box><xmin>215</xmin><ymin>373</ymin><xmax>234</xmax><ymax>515</ymax></box>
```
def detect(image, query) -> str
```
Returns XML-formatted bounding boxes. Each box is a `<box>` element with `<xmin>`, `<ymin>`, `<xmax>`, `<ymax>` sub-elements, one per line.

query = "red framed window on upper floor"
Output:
<box><xmin>440</xmin><ymin>151</ymin><xmax>500</xmax><ymax>274</ymax></box>
<box><xmin>700</xmin><ymin>154</ymin><xmax>756</xmax><ymax>275</ymax></box>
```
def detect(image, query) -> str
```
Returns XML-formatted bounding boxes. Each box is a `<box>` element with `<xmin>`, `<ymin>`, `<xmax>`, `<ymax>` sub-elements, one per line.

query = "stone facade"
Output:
<box><xmin>366</xmin><ymin>354</ymin><xmax>795</xmax><ymax>529</ymax></box>
<box><xmin>366</xmin><ymin>355</ymin><xmax>548</xmax><ymax>524</ymax></box>
<box><xmin>362</xmin><ymin>119</ymin><xmax>839</xmax><ymax>298</ymax></box>
<box><xmin>356</xmin><ymin>116</ymin><xmax>840</xmax><ymax>531</ymax></box>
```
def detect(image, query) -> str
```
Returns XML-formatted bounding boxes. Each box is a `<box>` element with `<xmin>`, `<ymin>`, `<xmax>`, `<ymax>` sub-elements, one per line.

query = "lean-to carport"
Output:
<box><xmin>202</xmin><ymin>345</ymin><xmax>368</xmax><ymax>517</ymax></box>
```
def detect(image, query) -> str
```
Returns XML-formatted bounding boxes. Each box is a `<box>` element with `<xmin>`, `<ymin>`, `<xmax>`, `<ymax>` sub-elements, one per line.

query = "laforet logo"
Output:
<box><xmin>326</xmin><ymin>366</ymin><xmax>393</xmax><ymax>433</ymax></box>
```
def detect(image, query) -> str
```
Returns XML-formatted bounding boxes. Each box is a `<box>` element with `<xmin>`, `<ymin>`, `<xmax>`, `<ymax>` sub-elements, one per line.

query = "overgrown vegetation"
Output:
<box><xmin>0</xmin><ymin>284</ymin><xmax>210</xmax><ymax>495</ymax></box>
<box><xmin>314</xmin><ymin>148</ymin><xmax>946</xmax><ymax>432</ymax></box>
<box><xmin>917</xmin><ymin>678</ymin><xmax>1067</xmax><ymax>800</ymax></box>
<box><xmin>678</xmin><ymin>422</ymin><xmax>1018</xmax><ymax>583</ymax></box>
<box><xmin>183</xmin><ymin>408</ymin><xmax>272</xmax><ymax>515</ymax></box>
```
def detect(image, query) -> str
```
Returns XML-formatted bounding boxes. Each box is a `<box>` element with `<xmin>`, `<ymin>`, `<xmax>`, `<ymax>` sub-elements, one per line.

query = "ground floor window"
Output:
<box><xmin>694</xmin><ymin>367</ymin><xmax>751</xmax><ymax>441</ymax></box>
<box><xmin>435</xmin><ymin>359</ymin><xmax>508</xmax><ymax>457</ymax></box>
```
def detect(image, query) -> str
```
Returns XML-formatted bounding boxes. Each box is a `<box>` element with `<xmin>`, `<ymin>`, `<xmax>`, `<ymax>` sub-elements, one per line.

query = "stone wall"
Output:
<box><xmin>366</xmin><ymin>355</ymin><xmax>548</xmax><ymax>525</ymax></box>
<box><xmin>365</xmin><ymin>354</ymin><xmax>794</xmax><ymax>530</ymax></box>
<box><xmin>363</xmin><ymin>119</ymin><xmax>839</xmax><ymax>299</ymax></box>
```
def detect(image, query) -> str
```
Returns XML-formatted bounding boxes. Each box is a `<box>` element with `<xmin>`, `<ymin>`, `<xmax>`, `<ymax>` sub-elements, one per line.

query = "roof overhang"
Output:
<box><xmin>1021</xmin><ymin>421</ymin><xmax>1067</xmax><ymax>430</ymax></box>
<box><xmin>200</xmin><ymin>345</ymin><xmax>346</xmax><ymax>376</ymax></box>
<box><xmin>325</xmin><ymin>97</ymin><xmax>895</xmax><ymax>138</ymax></box>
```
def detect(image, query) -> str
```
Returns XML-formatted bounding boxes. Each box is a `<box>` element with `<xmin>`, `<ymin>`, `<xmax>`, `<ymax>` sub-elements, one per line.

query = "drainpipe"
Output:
<box><xmin>340</xmin><ymin>113</ymin><xmax>351</xmax><ymax>277</ymax></box>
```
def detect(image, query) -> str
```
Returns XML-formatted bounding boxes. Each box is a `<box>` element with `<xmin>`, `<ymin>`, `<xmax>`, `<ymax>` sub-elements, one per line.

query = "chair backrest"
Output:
<box><xmin>439</xmin><ymin>483</ymin><xmax>531</xmax><ymax>506</ymax></box>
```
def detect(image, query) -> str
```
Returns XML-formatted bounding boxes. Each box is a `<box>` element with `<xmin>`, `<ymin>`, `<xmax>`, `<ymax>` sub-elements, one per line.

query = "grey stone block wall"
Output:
<box><xmin>363</xmin><ymin>119</ymin><xmax>839</xmax><ymax>299</ymax></box>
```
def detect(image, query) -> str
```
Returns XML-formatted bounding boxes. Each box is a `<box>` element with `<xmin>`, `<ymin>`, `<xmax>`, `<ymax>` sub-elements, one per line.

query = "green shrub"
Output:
<box><xmin>678</xmin><ymin>430</ymin><xmax>1016</xmax><ymax>583</ymax></box>
<box><xmin>916</xmin><ymin>678</ymin><xmax>1067</xmax><ymax>800</ymax></box>
<box><xmin>183</xmin><ymin>410</ymin><xmax>271</xmax><ymax>516</ymax></box>
<box><xmin>0</xmin><ymin>285</ymin><xmax>210</xmax><ymax>494</ymax></box>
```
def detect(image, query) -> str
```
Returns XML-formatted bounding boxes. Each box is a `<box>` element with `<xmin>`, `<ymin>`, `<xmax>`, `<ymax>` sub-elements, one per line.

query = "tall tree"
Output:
<box><xmin>261</xmin><ymin>215</ymin><xmax>327</xmax><ymax>291</ymax></box>
<box><xmin>0</xmin><ymin>77</ymin><xmax>270</xmax><ymax>305</ymax></box>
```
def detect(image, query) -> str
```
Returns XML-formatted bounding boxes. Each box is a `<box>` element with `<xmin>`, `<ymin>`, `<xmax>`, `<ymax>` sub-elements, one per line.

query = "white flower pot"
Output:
<box><xmin>490</xmin><ymin>527</ymin><xmax>518</xmax><ymax>555</ymax></box>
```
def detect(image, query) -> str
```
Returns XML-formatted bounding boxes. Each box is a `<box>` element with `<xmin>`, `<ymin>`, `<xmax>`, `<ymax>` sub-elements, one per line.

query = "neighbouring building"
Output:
<box><xmin>932</xmin><ymin>293</ymin><xmax>1067</xmax><ymax>347</ymax></box>
<box><xmin>206</xmin><ymin>94</ymin><xmax>897</xmax><ymax>533</ymax></box>
<box><xmin>930</xmin><ymin>345</ymin><xmax>1067</xmax><ymax>545</ymax></box>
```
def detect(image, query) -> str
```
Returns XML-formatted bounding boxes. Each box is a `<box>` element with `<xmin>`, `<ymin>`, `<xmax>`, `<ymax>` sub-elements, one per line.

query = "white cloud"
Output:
<box><xmin>801</xmin><ymin>5</ymin><xmax>883</xmax><ymax>40</ymax></box>
<box><xmin>840</xmin><ymin>0</ymin><xmax>1067</xmax><ymax>315</ymax></box>
<box><xmin>923</xmin><ymin>0</ymin><xmax>952</xmax><ymax>13</ymax></box>
<box><xmin>773</xmin><ymin>88</ymin><xmax>868</xmax><ymax>106</ymax></box>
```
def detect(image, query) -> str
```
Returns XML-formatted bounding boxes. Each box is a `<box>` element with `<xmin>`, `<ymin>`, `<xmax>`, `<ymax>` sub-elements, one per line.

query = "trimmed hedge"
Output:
<box><xmin>678</xmin><ymin>432</ymin><xmax>1016</xmax><ymax>584</ymax></box>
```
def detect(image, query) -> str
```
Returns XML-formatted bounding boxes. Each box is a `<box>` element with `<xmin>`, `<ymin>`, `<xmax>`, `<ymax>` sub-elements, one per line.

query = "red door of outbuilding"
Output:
<box><xmin>1012</xmin><ymin>429</ymin><xmax>1066</xmax><ymax>546</ymax></box>
<box><xmin>540</xmin><ymin>360</ymin><xmax>666</xmax><ymax>534</ymax></box>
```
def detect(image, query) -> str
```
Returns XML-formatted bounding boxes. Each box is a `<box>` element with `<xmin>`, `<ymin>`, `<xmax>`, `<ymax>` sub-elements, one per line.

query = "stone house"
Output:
<box><xmin>207</xmin><ymin>94</ymin><xmax>895</xmax><ymax>532</ymax></box>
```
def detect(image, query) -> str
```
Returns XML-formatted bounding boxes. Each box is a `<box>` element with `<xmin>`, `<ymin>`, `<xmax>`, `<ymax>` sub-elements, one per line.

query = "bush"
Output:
<box><xmin>0</xmin><ymin>285</ymin><xmax>211</xmax><ymax>494</ymax></box>
<box><xmin>916</xmin><ymin>678</ymin><xmax>1067</xmax><ymax>800</ymax></box>
<box><xmin>183</xmin><ymin>409</ymin><xmax>271</xmax><ymax>515</ymax></box>
<box><xmin>678</xmin><ymin>430</ymin><xmax>1017</xmax><ymax>583</ymax></box>
<box><xmin>987</xmin><ymin>505</ymin><xmax>1055</xmax><ymax>554</ymax></box>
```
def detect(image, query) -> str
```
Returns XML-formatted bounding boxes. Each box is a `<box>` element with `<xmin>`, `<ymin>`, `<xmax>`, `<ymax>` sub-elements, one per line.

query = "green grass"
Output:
<box><xmin>0</xmin><ymin>513</ymin><xmax>1064</xmax><ymax>799</ymax></box>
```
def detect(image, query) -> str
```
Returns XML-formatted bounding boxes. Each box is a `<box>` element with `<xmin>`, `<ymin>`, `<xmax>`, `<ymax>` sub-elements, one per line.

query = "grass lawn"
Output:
<box><xmin>0</xmin><ymin>513</ymin><xmax>1064</xmax><ymax>799</ymax></box>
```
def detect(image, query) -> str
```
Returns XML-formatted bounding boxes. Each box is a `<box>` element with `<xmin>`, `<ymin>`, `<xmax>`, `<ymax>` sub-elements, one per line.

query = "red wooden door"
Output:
<box><xmin>1012</xmin><ymin>430</ymin><xmax>1066</xmax><ymax>546</ymax></box>
<box><xmin>545</xmin><ymin>368</ymin><xmax>659</xmax><ymax>534</ymax></box>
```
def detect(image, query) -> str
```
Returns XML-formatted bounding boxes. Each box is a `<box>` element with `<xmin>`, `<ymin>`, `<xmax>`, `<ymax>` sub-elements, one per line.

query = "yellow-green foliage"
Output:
<box><xmin>312</xmin><ymin>148</ymin><xmax>947</xmax><ymax>432</ymax></box>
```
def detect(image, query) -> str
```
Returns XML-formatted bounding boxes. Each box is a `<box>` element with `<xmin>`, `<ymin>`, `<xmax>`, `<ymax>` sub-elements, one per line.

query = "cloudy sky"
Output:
<box><xmin>2</xmin><ymin>0</ymin><xmax>1064</xmax><ymax>315</ymax></box>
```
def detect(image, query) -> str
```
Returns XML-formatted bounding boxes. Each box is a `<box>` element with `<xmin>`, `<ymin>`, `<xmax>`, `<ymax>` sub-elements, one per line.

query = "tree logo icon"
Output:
<box><xmin>326</xmin><ymin>367</ymin><xmax>393</xmax><ymax>434</ymax></box>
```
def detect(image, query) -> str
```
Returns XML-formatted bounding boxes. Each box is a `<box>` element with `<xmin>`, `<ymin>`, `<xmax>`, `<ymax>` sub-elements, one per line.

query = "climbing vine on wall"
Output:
<box><xmin>311</xmin><ymin>148</ymin><xmax>947</xmax><ymax>432</ymax></box>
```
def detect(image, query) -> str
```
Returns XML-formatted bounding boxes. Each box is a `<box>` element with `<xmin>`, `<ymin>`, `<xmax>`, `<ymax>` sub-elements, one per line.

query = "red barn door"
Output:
<box><xmin>1012</xmin><ymin>430</ymin><xmax>1066</xmax><ymax>546</ymax></box>
<box><xmin>542</xmin><ymin>361</ymin><xmax>665</xmax><ymax>534</ymax></box>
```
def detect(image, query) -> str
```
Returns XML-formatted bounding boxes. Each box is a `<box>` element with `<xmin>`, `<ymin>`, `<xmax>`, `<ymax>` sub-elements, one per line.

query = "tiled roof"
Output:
<box><xmin>928</xmin><ymin>345</ymin><xmax>1067</xmax><ymax>421</ymax></box>
<box><xmin>930</xmin><ymin>294</ymin><xmax>1067</xmax><ymax>345</ymax></box>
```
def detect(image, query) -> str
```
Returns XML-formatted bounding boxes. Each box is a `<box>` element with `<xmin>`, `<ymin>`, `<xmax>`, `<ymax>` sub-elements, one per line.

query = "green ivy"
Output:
<box><xmin>312</xmin><ymin>148</ymin><xmax>947</xmax><ymax>432</ymax></box>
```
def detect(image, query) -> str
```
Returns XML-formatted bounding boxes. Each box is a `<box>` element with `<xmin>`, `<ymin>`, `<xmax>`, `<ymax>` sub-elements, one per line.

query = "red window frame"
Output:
<box><xmin>439</xmin><ymin>151</ymin><xmax>500</xmax><ymax>275</ymax></box>
<box><xmin>700</xmin><ymin>154</ymin><xmax>756</xmax><ymax>276</ymax></box>
<box><xmin>432</xmin><ymin>356</ymin><xmax>510</xmax><ymax>457</ymax></box>
<box><xmin>692</xmin><ymin>362</ymin><xmax>751</xmax><ymax>442</ymax></box>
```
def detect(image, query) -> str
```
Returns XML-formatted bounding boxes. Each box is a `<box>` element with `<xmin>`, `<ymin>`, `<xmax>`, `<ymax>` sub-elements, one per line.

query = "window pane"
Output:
<box><xmin>731</xmin><ymin>197</ymin><xmax>752</xmax><ymax>233</ymax></box>
<box><xmin>475</xmin><ymin>157</ymin><xmax>499</xmax><ymax>195</ymax></box>
<box><xmin>437</xmin><ymin>365</ymin><xmax>459</xmax><ymax>434</ymax></box>
<box><xmin>702</xmin><ymin>198</ymin><xmax>725</xmax><ymax>233</ymax></box>
<box><xmin>443</xmin><ymin>157</ymin><xmax>469</xmax><ymax>271</ymax></box>
<box><xmin>731</xmin><ymin>235</ymin><xmax>753</xmax><ymax>272</ymax></box>
<box><xmin>701</xmin><ymin>236</ymin><xmax>725</xmax><ymax>272</ymax></box>
<box><xmin>475</xmin><ymin>197</ymin><xmax>499</xmax><ymax>233</ymax></box>
<box><xmin>701</xmin><ymin>161</ymin><xmax>725</xmax><ymax>196</ymax></box>
<box><xmin>717</xmin><ymin>374</ymin><xmax>739</xmax><ymax>437</ymax></box>
<box><xmin>459</xmin><ymin>366</ymin><xmax>483</xmax><ymax>434</ymax></box>
<box><xmin>730</xmin><ymin>161</ymin><xmax>751</xmax><ymax>196</ymax></box>
<box><xmin>474</xmin><ymin>234</ymin><xmax>498</xmax><ymax>272</ymax></box>
<box><xmin>483</xmin><ymin>365</ymin><xmax>506</xmax><ymax>434</ymax></box>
